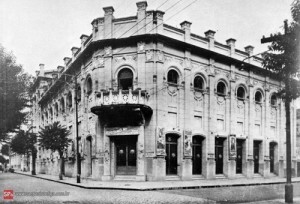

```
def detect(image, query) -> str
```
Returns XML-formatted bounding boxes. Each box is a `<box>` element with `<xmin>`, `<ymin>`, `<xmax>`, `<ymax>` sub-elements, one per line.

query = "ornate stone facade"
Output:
<box><xmin>29</xmin><ymin>1</ymin><xmax>298</xmax><ymax>181</ymax></box>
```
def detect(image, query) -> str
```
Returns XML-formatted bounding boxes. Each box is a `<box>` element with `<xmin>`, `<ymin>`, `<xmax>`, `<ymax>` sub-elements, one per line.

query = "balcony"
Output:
<box><xmin>91</xmin><ymin>89</ymin><xmax>153</xmax><ymax>126</ymax></box>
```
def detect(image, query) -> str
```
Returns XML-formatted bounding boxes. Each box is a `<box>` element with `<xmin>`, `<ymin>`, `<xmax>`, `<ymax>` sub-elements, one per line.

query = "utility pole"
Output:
<box><xmin>261</xmin><ymin>20</ymin><xmax>293</xmax><ymax>203</ymax></box>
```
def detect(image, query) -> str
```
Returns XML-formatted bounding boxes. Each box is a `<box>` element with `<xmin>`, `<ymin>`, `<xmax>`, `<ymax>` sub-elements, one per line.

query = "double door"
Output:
<box><xmin>215</xmin><ymin>138</ymin><xmax>224</xmax><ymax>174</ymax></box>
<box><xmin>116</xmin><ymin>137</ymin><xmax>137</xmax><ymax>175</ymax></box>
<box><xmin>166</xmin><ymin>135</ymin><xmax>178</xmax><ymax>175</ymax></box>
<box><xmin>236</xmin><ymin>140</ymin><xmax>245</xmax><ymax>174</ymax></box>
<box><xmin>254</xmin><ymin>141</ymin><xmax>260</xmax><ymax>174</ymax></box>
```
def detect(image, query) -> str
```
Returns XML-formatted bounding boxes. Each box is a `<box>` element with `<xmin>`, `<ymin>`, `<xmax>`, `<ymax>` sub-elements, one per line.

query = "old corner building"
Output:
<box><xmin>29</xmin><ymin>1</ymin><xmax>299</xmax><ymax>181</ymax></box>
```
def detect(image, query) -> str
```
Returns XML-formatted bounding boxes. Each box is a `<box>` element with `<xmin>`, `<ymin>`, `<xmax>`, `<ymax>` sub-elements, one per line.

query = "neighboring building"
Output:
<box><xmin>30</xmin><ymin>1</ymin><xmax>298</xmax><ymax>181</ymax></box>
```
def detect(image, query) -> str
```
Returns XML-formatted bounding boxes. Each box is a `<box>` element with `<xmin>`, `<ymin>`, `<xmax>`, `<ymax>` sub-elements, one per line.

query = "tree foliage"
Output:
<box><xmin>38</xmin><ymin>122</ymin><xmax>71</xmax><ymax>180</ymax></box>
<box><xmin>0</xmin><ymin>44</ymin><xmax>34</xmax><ymax>143</ymax></box>
<box><xmin>1</xmin><ymin>144</ymin><xmax>9</xmax><ymax>156</ymax></box>
<box><xmin>262</xmin><ymin>0</ymin><xmax>300</xmax><ymax>100</ymax></box>
<box><xmin>10</xmin><ymin>129</ymin><xmax>37</xmax><ymax>155</ymax></box>
<box><xmin>38</xmin><ymin>122</ymin><xmax>71</xmax><ymax>157</ymax></box>
<box><xmin>0</xmin><ymin>155</ymin><xmax>8</xmax><ymax>165</ymax></box>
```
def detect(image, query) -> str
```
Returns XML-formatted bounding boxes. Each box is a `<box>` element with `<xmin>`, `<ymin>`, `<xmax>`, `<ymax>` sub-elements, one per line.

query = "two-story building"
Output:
<box><xmin>30</xmin><ymin>1</ymin><xmax>298</xmax><ymax>181</ymax></box>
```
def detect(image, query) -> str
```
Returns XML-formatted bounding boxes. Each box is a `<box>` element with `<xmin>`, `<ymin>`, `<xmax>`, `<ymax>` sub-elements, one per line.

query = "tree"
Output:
<box><xmin>10</xmin><ymin>129</ymin><xmax>37</xmax><ymax>175</ymax></box>
<box><xmin>1</xmin><ymin>144</ymin><xmax>9</xmax><ymax>156</ymax></box>
<box><xmin>0</xmin><ymin>155</ymin><xmax>8</xmax><ymax>165</ymax></box>
<box><xmin>261</xmin><ymin>0</ymin><xmax>300</xmax><ymax>202</ymax></box>
<box><xmin>0</xmin><ymin>44</ymin><xmax>34</xmax><ymax>143</ymax></box>
<box><xmin>38</xmin><ymin>122</ymin><xmax>71</xmax><ymax>180</ymax></box>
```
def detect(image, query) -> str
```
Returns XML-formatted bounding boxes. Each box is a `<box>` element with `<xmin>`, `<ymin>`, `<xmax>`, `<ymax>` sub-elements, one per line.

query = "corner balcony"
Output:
<box><xmin>91</xmin><ymin>89</ymin><xmax>153</xmax><ymax>126</ymax></box>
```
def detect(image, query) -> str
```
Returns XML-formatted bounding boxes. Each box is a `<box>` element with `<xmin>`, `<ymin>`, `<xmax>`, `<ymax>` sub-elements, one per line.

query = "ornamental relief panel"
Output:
<box><xmin>255</xmin><ymin>104</ymin><xmax>262</xmax><ymax>119</ymax></box>
<box><xmin>217</xmin><ymin>96</ymin><xmax>226</xmax><ymax>114</ymax></box>
<box><xmin>237</xmin><ymin>100</ymin><xmax>245</xmax><ymax>116</ymax></box>
<box><xmin>167</xmin><ymin>86</ymin><xmax>178</xmax><ymax>107</ymax></box>
<box><xmin>194</xmin><ymin>91</ymin><xmax>203</xmax><ymax>111</ymax></box>
<box><xmin>271</xmin><ymin>107</ymin><xmax>277</xmax><ymax>120</ymax></box>
<box><xmin>114</xmin><ymin>55</ymin><xmax>137</xmax><ymax>66</ymax></box>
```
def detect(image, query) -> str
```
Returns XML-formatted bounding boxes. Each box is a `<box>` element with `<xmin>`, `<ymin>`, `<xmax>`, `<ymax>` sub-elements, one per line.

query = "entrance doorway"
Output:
<box><xmin>215</xmin><ymin>138</ymin><xmax>224</xmax><ymax>174</ymax></box>
<box><xmin>86</xmin><ymin>136</ymin><xmax>92</xmax><ymax>177</ymax></box>
<box><xmin>236</xmin><ymin>139</ymin><xmax>244</xmax><ymax>174</ymax></box>
<box><xmin>166</xmin><ymin>134</ymin><xmax>178</xmax><ymax>175</ymax></box>
<box><xmin>192</xmin><ymin>136</ymin><xmax>203</xmax><ymax>175</ymax></box>
<box><xmin>254</xmin><ymin>141</ymin><xmax>261</xmax><ymax>174</ymax></box>
<box><xmin>270</xmin><ymin>142</ymin><xmax>276</xmax><ymax>173</ymax></box>
<box><xmin>115</xmin><ymin>136</ymin><xmax>137</xmax><ymax>175</ymax></box>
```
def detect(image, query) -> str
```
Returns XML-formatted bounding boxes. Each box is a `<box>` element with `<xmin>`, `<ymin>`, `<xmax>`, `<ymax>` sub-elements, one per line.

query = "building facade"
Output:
<box><xmin>30</xmin><ymin>1</ymin><xmax>298</xmax><ymax>181</ymax></box>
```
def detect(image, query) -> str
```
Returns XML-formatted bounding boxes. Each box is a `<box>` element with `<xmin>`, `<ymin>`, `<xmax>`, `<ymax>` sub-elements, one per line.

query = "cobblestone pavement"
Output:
<box><xmin>161</xmin><ymin>183</ymin><xmax>300</xmax><ymax>203</ymax></box>
<box><xmin>0</xmin><ymin>173</ymin><xmax>214</xmax><ymax>204</ymax></box>
<box><xmin>1</xmin><ymin>173</ymin><xmax>300</xmax><ymax>203</ymax></box>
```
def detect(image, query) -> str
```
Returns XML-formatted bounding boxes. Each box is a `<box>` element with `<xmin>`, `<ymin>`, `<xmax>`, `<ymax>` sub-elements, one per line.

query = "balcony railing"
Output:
<box><xmin>95</xmin><ymin>89</ymin><xmax>148</xmax><ymax>106</ymax></box>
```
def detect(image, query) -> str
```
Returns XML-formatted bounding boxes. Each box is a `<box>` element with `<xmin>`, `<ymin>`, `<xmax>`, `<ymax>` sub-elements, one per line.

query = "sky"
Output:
<box><xmin>0</xmin><ymin>0</ymin><xmax>295</xmax><ymax>76</ymax></box>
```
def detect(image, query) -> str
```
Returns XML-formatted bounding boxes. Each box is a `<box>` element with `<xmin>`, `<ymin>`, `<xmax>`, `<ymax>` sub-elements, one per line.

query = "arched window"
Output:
<box><xmin>255</xmin><ymin>91</ymin><xmax>263</xmax><ymax>103</ymax></box>
<box><xmin>194</xmin><ymin>76</ymin><xmax>204</xmax><ymax>90</ymax></box>
<box><xmin>67</xmin><ymin>92</ymin><xmax>72</xmax><ymax>109</ymax></box>
<box><xmin>167</xmin><ymin>70</ymin><xmax>179</xmax><ymax>84</ymax></box>
<box><xmin>86</xmin><ymin>77</ymin><xmax>92</xmax><ymax>95</ymax></box>
<box><xmin>271</xmin><ymin>94</ymin><xmax>277</xmax><ymax>106</ymax></box>
<box><xmin>217</xmin><ymin>81</ymin><xmax>226</xmax><ymax>95</ymax></box>
<box><xmin>77</xmin><ymin>85</ymin><xmax>81</xmax><ymax>102</ymax></box>
<box><xmin>118</xmin><ymin>68</ymin><xmax>133</xmax><ymax>90</ymax></box>
<box><xmin>61</xmin><ymin>97</ymin><xmax>65</xmax><ymax>113</ymax></box>
<box><xmin>237</xmin><ymin>86</ymin><xmax>246</xmax><ymax>100</ymax></box>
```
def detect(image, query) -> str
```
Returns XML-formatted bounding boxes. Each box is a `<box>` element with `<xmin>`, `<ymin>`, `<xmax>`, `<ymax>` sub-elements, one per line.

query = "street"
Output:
<box><xmin>0</xmin><ymin>173</ymin><xmax>212</xmax><ymax>204</ymax></box>
<box><xmin>1</xmin><ymin>173</ymin><xmax>300</xmax><ymax>203</ymax></box>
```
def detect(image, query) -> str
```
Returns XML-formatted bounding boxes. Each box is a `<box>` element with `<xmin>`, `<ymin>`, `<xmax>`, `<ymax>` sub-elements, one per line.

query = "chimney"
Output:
<box><xmin>103</xmin><ymin>6</ymin><xmax>114</xmax><ymax>38</ymax></box>
<box><xmin>57</xmin><ymin>65</ymin><xmax>64</xmax><ymax>76</ymax></box>
<box><xmin>153</xmin><ymin>10</ymin><xmax>165</xmax><ymax>34</ymax></box>
<box><xmin>136</xmin><ymin>1</ymin><xmax>148</xmax><ymax>34</ymax></box>
<box><xmin>180</xmin><ymin>21</ymin><xmax>192</xmax><ymax>42</ymax></box>
<box><xmin>39</xmin><ymin>63</ymin><xmax>45</xmax><ymax>76</ymax></box>
<box><xmin>63</xmin><ymin>57</ymin><xmax>71</xmax><ymax>67</ymax></box>
<box><xmin>204</xmin><ymin>30</ymin><xmax>216</xmax><ymax>50</ymax></box>
<box><xmin>245</xmin><ymin>45</ymin><xmax>254</xmax><ymax>56</ymax></box>
<box><xmin>80</xmin><ymin>34</ymin><xmax>89</xmax><ymax>48</ymax></box>
<box><xmin>226</xmin><ymin>38</ymin><xmax>236</xmax><ymax>56</ymax></box>
<box><xmin>71</xmin><ymin>47</ymin><xmax>79</xmax><ymax>60</ymax></box>
<box><xmin>204</xmin><ymin>30</ymin><xmax>216</xmax><ymax>39</ymax></box>
<box><xmin>146</xmin><ymin>10</ymin><xmax>154</xmax><ymax>33</ymax></box>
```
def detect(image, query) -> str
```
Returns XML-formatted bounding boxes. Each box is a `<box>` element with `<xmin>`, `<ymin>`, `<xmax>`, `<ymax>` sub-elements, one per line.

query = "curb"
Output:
<box><xmin>14</xmin><ymin>172</ymin><xmax>300</xmax><ymax>191</ymax></box>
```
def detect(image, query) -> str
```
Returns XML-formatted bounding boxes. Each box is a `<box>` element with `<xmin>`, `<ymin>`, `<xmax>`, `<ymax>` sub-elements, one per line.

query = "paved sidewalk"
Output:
<box><xmin>247</xmin><ymin>197</ymin><xmax>300</xmax><ymax>204</ymax></box>
<box><xmin>14</xmin><ymin>171</ymin><xmax>300</xmax><ymax>191</ymax></box>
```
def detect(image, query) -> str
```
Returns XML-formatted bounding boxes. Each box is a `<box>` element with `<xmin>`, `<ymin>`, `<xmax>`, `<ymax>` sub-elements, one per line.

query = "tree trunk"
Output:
<box><xmin>31</xmin><ymin>149</ymin><xmax>36</xmax><ymax>175</ymax></box>
<box><xmin>59</xmin><ymin>152</ymin><xmax>64</xmax><ymax>180</ymax></box>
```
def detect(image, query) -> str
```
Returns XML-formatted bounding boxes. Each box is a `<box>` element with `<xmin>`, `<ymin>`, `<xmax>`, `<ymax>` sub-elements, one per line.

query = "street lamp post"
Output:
<box><xmin>261</xmin><ymin>20</ymin><xmax>293</xmax><ymax>203</ymax></box>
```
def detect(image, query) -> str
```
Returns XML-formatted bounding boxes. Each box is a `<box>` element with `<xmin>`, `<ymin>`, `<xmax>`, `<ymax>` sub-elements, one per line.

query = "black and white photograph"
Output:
<box><xmin>0</xmin><ymin>0</ymin><xmax>300</xmax><ymax>203</ymax></box>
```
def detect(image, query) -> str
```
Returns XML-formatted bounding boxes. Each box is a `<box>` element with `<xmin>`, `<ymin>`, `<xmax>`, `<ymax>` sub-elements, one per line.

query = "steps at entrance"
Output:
<box><xmin>253</xmin><ymin>173</ymin><xmax>263</xmax><ymax>178</ymax></box>
<box><xmin>114</xmin><ymin>175</ymin><xmax>137</xmax><ymax>181</ymax></box>
<box><xmin>215</xmin><ymin>174</ymin><xmax>226</xmax><ymax>179</ymax></box>
<box><xmin>165</xmin><ymin>176</ymin><xmax>181</xmax><ymax>181</ymax></box>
